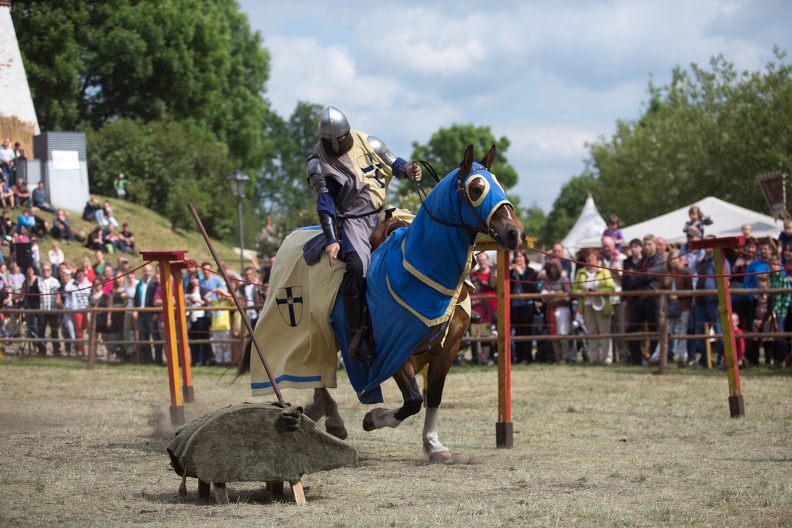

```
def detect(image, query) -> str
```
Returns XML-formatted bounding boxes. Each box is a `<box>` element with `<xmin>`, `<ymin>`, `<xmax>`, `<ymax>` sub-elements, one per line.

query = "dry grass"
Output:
<box><xmin>0</xmin><ymin>358</ymin><xmax>790</xmax><ymax>527</ymax></box>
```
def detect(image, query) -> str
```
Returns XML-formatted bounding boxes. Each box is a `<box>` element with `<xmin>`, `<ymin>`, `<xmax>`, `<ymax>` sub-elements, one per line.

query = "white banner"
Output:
<box><xmin>52</xmin><ymin>150</ymin><xmax>79</xmax><ymax>171</ymax></box>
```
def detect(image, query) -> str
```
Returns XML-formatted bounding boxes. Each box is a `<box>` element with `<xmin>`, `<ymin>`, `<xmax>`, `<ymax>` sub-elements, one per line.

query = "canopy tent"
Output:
<box><xmin>560</xmin><ymin>194</ymin><xmax>608</xmax><ymax>257</ymax></box>
<box><xmin>577</xmin><ymin>196</ymin><xmax>781</xmax><ymax>249</ymax></box>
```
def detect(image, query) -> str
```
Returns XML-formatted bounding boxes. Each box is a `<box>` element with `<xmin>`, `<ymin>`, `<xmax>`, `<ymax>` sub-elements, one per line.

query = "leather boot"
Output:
<box><xmin>343</xmin><ymin>295</ymin><xmax>375</xmax><ymax>362</ymax></box>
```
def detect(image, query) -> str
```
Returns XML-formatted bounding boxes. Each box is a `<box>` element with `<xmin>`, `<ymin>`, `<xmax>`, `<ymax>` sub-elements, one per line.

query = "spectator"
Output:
<box><xmin>470</xmin><ymin>252</ymin><xmax>497</xmax><ymax>365</ymax></box>
<box><xmin>108</xmin><ymin>277</ymin><xmax>126</xmax><ymax>359</ymax></box>
<box><xmin>7</xmin><ymin>262</ymin><xmax>24</xmax><ymax>306</ymax></box>
<box><xmin>658</xmin><ymin>248</ymin><xmax>693</xmax><ymax>367</ymax></box>
<box><xmin>51</xmin><ymin>209</ymin><xmax>84</xmax><ymax>244</ymax></box>
<box><xmin>15</xmin><ymin>207</ymin><xmax>34</xmax><ymax>234</ymax></box>
<box><xmin>731</xmin><ymin>237</ymin><xmax>757</xmax><ymax>340</ymax></box>
<box><xmin>573</xmin><ymin>248</ymin><xmax>615</xmax><ymax>364</ymax></box>
<box><xmin>683</xmin><ymin>205</ymin><xmax>713</xmax><ymax>238</ymax></box>
<box><xmin>210</xmin><ymin>290</ymin><xmax>234</xmax><ymax>366</ymax></box>
<box><xmin>134</xmin><ymin>263</ymin><xmax>163</xmax><ymax>365</ymax></box>
<box><xmin>58</xmin><ymin>268</ymin><xmax>76</xmax><ymax>355</ymax></box>
<box><xmin>30</xmin><ymin>236</ymin><xmax>40</xmax><ymax>272</ymax></box>
<box><xmin>93</xmin><ymin>251</ymin><xmax>107</xmax><ymax>277</ymax></box>
<box><xmin>680</xmin><ymin>226</ymin><xmax>705</xmax><ymax>287</ymax></box>
<box><xmin>21</xmin><ymin>266</ymin><xmax>43</xmax><ymax>354</ymax></box>
<box><xmin>13</xmin><ymin>180</ymin><xmax>30</xmax><ymax>208</ymax></box>
<box><xmin>102</xmin><ymin>223</ymin><xmax>123</xmax><ymax>253</ymax></box>
<box><xmin>122</xmin><ymin>270</ymin><xmax>139</xmax><ymax>361</ymax></box>
<box><xmin>199</xmin><ymin>262</ymin><xmax>226</xmax><ymax>302</ymax></box>
<box><xmin>31</xmin><ymin>182</ymin><xmax>56</xmax><ymax>214</ymax></box>
<box><xmin>540</xmin><ymin>259</ymin><xmax>573</xmax><ymax>364</ymax></box>
<box><xmin>655</xmin><ymin>237</ymin><xmax>669</xmax><ymax>262</ymax></box>
<box><xmin>545</xmin><ymin>243</ymin><xmax>572</xmax><ymax>277</ymax></box>
<box><xmin>0</xmin><ymin>262</ymin><xmax>10</xmax><ymax>307</ymax></box>
<box><xmin>80</xmin><ymin>256</ymin><xmax>96</xmax><ymax>283</ymax></box>
<box><xmin>509</xmin><ymin>249</ymin><xmax>538</xmax><ymax>364</ymax></box>
<box><xmin>185</xmin><ymin>272</ymin><xmax>209</xmax><ymax>366</ymax></box>
<box><xmin>101</xmin><ymin>264</ymin><xmax>115</xmax><ymax>296</ymax></box>
<box><xmin>84</xmin><ymin>226</ymin><xmax>104</xmax><ymax>252</ymax></box>
<box><xmin>777</xmin><ymin>218</ymin><xmax>792</xmax><ymax>259</ymax></box>
<box><xmin>101</xmin><ymin>201</ymin><xmax>119</xmax><ymax>228</ymax></box>
<box><xmin>600</xmin><ymin>236</ymin><xmax>627</xmax><ymax>363</ymax></box>
<box><xmin>743</xmin><ymin>239</ymin><xmax>774</xmax><ymax>366</ymax></box>
<box><xmin>624</xmin><ymin>234</ymin><xmax>665</xmax><ymax>366</ymax></box>
<box><xmin>88</xmin><ymin>277</ymin><xmax>112</xmax><ymax>352</ymax></box>
<box><xmin>64</xmin><ymin>267</ymin><xmax>91</xmax><ymax>355</ymax></box>
<box><xmin>37</xmin><ymin>263</ymin><xmax>62</xmax><ymax>357</ymax></box>
<box><xmin>741</xmin><ymin>223</ymin><xmax>753</xmax><ymax>238</ymax></box>
<box><xmin>82</xmin><ymin>198</ymin><xmax>102</xmax><ymax>222</ymax></box>
<box><xmin>114</xmin><ymin>173</ymin><xmax>127</xmax><ymax>200</ymax></box>
<box><xmin>603</xmin><ymin>214</ymin><xmax>625</xmax><ymax>253</ymax></box>
<box><xmin>1</xmin><ymin>180</ymin><xmax>14</xmax><ymax>209</ymax></box>
<box><xmin>766</xmin><ymin>257</ymin><xmax>790</xmax><ymax>366</ymax></box>
<box><xmin>27</xmin><ymin>207</ymin><xmax>49</xmax><ymax>239</ymax></box>
<box><xmin>117</xmin><ymin>223</ymin><xmax>136</xmax><ymax>254</ymax></box>
<box><xmin>237</xmin><ymin>266</ymin><xmax>265</xmax><ymax>331</ymax></box>
<box><xmin>0</xmin><ymin>138</ymin><xmax>15</xmax><ymax>184</ymax></box>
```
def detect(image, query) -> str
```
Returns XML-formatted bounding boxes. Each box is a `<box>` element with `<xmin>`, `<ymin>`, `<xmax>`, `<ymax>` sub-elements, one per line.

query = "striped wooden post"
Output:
<box><xmin>141</xmin><ymin>250</ymin><xmax>188</xmax><ymax>426</ymax></box>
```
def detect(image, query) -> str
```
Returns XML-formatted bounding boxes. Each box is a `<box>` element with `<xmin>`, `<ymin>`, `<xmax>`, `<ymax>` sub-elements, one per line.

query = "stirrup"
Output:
<box><xmin>349</xmin><ymin>328</ymin><xmax>375</xmax><ymax>362</ymax></box>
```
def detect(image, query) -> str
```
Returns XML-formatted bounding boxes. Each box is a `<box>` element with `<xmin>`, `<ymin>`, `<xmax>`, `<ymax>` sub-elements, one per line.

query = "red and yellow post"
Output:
<box><xmin>141</xmin><ymin>250</ymin><xmax>189</xmax><ymax>426</ymax></box>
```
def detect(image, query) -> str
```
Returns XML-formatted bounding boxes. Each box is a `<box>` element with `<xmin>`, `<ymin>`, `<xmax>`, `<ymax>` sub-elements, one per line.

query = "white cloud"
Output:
<box><xmin>239</xmin><ymin>0</ymin><xmax>791</xmax><ymax>212</ymax></box>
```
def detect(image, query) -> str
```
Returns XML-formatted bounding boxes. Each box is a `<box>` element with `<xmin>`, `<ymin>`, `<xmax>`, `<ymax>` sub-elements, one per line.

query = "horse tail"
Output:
<box><xmin>234</xmin><ymin>339</ymin><xmax>252</xmax><ymax>378</ymax></box>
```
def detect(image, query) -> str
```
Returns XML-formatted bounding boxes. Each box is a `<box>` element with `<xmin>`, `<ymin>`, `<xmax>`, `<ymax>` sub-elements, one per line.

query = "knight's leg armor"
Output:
<box><xmin>342</xmin><ymin>252</ymin><xmax>375</xmax><ymax>362</ymax></box>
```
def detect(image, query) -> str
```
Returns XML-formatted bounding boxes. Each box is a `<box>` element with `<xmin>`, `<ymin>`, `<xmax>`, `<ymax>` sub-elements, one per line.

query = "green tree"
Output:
<box><xmin>254</xmin><ymin>102</ymin><xmax>323</xmax><ymax>255</ymax></box>
<box><xmin>405</xmin><ymin>124</ymin><xmax>519</xmax><ymax>196</ymax></box>
<box><xmin>87</xmin><ymin>118</ymin><xmax>235</xmax><ymax>237</ymax></box>
<box><xmin>521</xmin><ymin>201</ymin><xmax>547</xmax><ymax>244</ymax></box>
<box><xmin>13</xmin><ymin>0</ymin><xmax>271</xmax><ymax>167</ymax></box>
<box><xmin>579</xmin><ymin>48</ymin><xmax>792</xmax><ymax>225</ymax></box>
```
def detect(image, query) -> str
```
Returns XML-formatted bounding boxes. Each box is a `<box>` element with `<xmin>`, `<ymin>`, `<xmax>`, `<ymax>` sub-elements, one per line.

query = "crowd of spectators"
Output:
<box><xmin>0</xmin><ymin>247</ymin><xmax>273</xmax><ymax>365</ymax></box>
<box><xmin>467</xmin><ymin>205</ymin><xmax>792</xmax><ymax>370</ymax></box>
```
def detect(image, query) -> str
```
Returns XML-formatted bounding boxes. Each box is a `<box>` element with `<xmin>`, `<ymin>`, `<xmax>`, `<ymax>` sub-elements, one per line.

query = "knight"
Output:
<box><xmin>306</xmin><ymin>106</ymin><xmax>421</xmax><ymax>362</ymax></box>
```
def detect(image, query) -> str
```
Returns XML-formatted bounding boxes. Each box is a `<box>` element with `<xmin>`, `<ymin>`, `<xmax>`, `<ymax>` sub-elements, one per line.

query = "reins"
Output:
<box><xmin>413</xmin><ymin>160</ymin><xmax>500</xmax><ymax>241</ymax></box>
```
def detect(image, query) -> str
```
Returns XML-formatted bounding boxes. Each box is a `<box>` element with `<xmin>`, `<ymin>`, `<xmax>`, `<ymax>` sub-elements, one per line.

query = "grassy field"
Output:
<box><xmin>0</xmin><ymin>358</ymin><xmax>789</xmax><ymax>527</ymax></box>
<box><xmin>20</xmin><ymin>195</ymin><xmax>240</xmax><ymax>271</ymax></box>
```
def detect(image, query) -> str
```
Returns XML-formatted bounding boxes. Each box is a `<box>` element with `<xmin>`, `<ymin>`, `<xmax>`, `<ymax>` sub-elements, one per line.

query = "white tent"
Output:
<box><xmin>577</xmin><ymin>196</ymin><xmax>781</xmax><ymax>249</ymax></box>
<box><xmin>560</xmin><ymin>194</ymin><xmax>608</xmax><ymax>257</ymax></box>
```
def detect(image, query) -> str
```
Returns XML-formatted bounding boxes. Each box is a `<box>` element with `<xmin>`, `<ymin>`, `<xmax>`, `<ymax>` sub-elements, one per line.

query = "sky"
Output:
<box><xmin>236</xmin><ymin>0</ymin><xmax>791</xmax><ymax>213</ymax></box>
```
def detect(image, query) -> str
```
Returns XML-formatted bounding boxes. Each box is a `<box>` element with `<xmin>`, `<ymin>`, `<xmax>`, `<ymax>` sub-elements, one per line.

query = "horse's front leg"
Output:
<box><xmin>363</xmin><ymin>363</ymin><xmax>422</xmax><ymax>431</ymax></box>
<box><xmin>305</xmin><ymin>387</ymin><xmax>348</xmax><ymax>440</ymax></box>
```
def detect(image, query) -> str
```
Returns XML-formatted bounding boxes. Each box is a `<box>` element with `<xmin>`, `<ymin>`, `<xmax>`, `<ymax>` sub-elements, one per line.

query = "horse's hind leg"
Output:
<box><xmin>363</xmin><ymin>363</ymin><xmax>422</xmax><ymax>431</ymax></box>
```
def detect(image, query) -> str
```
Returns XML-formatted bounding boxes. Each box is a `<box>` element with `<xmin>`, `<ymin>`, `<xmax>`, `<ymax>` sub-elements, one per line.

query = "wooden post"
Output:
<box><xmin>496</xmin><ymin>248</ymin><xmax>512</xmax><ymax>448</ymax></box>
<box><xmin>658</xmin><ymin>291</ymin><xmax>668</xmax><ymax>375</ymax></box>
<box><xmin>141</xmin><ymin>250</ymin><xmax>188</xmax><ymax>426</ymax></box>
<box><xmin>87</xmin><ymin>307</ymin><xmax>97</xmax><ymax>370</ymax></box>
<box><xmin>171</xmin><ymin>261</ymin><xmax>195</xmax><ymax>404</ymax></box>
<box><xmin>689</xmin><ymin>236</ymin><xmax>745</xmax><ymax>417</ymax></box>
<box><xmin>705</xmin><ymin>323</ymin><xmax>712</xmax><ymax>369</ymax></box>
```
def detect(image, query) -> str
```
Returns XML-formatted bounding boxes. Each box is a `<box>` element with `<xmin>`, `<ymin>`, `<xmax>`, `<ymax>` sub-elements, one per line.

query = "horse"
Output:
<box><xmin>238</xmin><ymin>145</ymin><xmax>525</xmax><ymax>463</ymax></box>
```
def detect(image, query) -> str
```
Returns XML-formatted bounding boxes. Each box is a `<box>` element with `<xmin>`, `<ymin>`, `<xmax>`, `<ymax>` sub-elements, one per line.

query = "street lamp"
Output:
<box><xmin>228</xmin><ymin>168</ymin><xmax>250</xmax><ymax>274</ymax></box>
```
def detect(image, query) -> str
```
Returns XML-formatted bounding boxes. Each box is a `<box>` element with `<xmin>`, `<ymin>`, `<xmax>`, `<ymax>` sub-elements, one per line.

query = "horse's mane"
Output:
<box><xmin>370</xmin><ymin>209</ymin><xmax>408</xmax><ymax>251</ymax></box>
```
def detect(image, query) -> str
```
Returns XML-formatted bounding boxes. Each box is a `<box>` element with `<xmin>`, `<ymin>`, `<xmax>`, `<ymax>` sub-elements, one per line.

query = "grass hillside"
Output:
<box><xmin>32</xmin><ymin>195</ymin><xmax>242</xmax><ymax>271</ymax></box>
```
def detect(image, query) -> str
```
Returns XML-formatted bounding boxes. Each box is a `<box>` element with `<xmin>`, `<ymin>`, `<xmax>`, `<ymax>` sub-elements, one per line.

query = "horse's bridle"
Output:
<box><xmin>414</xmin><ymin>160</ymin><xmax>502</xmax><ymax>241</ymax></box>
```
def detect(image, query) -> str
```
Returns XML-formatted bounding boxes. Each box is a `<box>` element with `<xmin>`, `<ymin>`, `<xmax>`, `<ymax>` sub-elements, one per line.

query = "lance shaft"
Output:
<box><xmin>188</xmin><ymin>202</ymin><xmax>284</xmax><ymax>403</ymax></box>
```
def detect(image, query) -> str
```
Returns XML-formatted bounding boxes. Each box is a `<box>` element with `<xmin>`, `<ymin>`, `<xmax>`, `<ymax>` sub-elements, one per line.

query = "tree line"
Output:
<box><xmin>12</xmin><ymin>2</ymin><xmax>790</xmax><ymax>250</ymax></box>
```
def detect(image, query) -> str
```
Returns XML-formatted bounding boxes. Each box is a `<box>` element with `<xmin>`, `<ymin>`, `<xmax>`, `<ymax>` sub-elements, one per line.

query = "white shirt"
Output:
<box><xmin>48</xmin><ymin>248</ymin><xmax>65</xmax><ymax>266</ymax></box>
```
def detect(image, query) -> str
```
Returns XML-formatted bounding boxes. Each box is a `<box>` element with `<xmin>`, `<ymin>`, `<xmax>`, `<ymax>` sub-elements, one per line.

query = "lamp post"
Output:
<box><xmin>228</xmin><ymin>168</ymin><xmax>250</xmax><ymax>274</ymax></box>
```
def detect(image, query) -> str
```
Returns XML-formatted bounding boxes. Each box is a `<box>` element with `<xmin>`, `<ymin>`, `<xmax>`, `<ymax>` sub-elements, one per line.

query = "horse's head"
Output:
<box><xmin>455</xmin><ymin>145</ymin><xmax>525</xmax><ymax>251</ymax></box>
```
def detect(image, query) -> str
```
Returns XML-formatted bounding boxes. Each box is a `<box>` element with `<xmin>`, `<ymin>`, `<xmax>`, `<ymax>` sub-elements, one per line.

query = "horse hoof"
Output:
<box><xmin>362</xmin><ymin>408</ymin><xmax>388</xmax><ymax>431</ymax></box>
<box><xmin>429</xmin><ymin>451</ymin><xmax>454</xmax><ymax>464</ymax></box>
<box><xmin>326</xmin><ymin>425</ymin><xmax>348</xmax><ymax>440</ymax></box>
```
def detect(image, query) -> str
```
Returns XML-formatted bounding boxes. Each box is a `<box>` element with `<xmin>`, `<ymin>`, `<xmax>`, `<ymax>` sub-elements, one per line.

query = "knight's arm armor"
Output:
<box><xmin>306</xmin><ymin>157</ymin><xmax>340</xmax><ymax>246</ymax></box>
<box><xmin>367</xmin><ymin>136</ymin><xmax>409</xmax><ymax>179</ymax></box>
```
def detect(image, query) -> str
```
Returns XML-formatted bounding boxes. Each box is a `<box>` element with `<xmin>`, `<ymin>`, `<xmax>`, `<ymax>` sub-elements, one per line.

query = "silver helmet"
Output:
<box><xmin>318</xmin><ymin>106</ymin><xmax>351</xmax><ymax>153</ymax></box>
